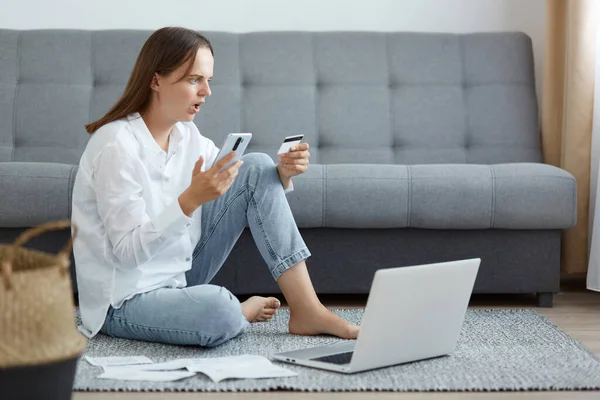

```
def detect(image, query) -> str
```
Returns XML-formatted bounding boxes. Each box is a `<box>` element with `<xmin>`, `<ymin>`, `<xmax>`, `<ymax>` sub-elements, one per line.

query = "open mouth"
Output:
<box><xmin>191</xmin><ymin>103</ymin><xmax>201</xmax><ymax>113</ymax></box>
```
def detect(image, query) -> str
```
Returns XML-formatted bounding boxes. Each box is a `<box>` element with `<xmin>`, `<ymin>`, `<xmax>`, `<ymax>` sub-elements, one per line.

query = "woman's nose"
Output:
<box><xmin>200</xmin><ymin>82</ymin><xmax>211</xmax><ymax>97</ymax></box>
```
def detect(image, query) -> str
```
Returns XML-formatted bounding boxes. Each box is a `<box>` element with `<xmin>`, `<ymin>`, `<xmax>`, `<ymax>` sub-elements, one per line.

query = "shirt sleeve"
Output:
<box><xmin>283</xmin><ymin>179</ymin><xmax>294</xmax><ymax>193</ymax></box>
<box><xmin>204</xmin><ymin>138</ymin><xmax>220</xmax><ymax>171</ymax></box>
<box><xmin>93</xmin><ymin>143</ymin><xmax>191</xmax><ymax>269</ymax></box>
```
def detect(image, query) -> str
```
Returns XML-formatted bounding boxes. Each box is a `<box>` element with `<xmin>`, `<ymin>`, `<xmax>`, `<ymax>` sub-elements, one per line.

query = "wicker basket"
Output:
<box><xmin>0</xmin><ymin>220</ymin><xmax>87</xmax><ymax>400</ymax></box>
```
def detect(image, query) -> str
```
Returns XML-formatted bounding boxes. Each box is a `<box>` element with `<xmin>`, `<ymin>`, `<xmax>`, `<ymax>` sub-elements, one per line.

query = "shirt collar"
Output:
<box><xmin>127</xmin><ymin>112</ymin><xmax>185</xmax><ymax>154</ymax></box>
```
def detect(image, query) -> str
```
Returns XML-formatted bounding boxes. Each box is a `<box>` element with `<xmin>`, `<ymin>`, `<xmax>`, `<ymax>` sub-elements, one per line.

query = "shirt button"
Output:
<box><xmin>185</xmin><ymin>257</ymin><xmax>191</xmax><ymax>262</ymax></box>
<box><xmin>186</xmin><ymin>223</ymin><xmax>191</xmax><ymax>227</ymax></box>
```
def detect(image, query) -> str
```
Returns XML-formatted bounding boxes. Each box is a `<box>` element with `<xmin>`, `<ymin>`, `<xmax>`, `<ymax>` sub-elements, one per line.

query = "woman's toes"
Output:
<box><xmin>266</xmin><ymin>297</ymin><xmax>281</xmax><ymax>310</ymax></box>
<box><xmin>242</xmin><ymin>296</ymin><xmax>281</xmax><ymax>323</ymax></box>
<box><xmin>260</xmin><ymin>301</ymin><xmax>279</xmax><ymax>320</ymax></box>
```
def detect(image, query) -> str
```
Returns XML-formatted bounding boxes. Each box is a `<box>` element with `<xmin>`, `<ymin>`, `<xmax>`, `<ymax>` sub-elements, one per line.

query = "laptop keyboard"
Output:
<box><xmin>311</xmin><ymin>351</ymin><xmax>354</xmax><ymax>365</ymax></box>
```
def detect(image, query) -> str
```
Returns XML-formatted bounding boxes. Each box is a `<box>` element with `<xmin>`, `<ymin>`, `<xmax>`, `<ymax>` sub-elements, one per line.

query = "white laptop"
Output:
<box><xmin>272</xmin><ymin>258</ymin><xmax>481</xmax><ymax>374</ymax></box>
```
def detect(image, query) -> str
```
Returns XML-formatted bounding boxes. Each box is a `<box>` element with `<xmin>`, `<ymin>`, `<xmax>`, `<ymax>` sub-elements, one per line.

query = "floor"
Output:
<box><xmin>73</xmin><ymin>280</ymin><xmax>600</xmax><ymax>400</ymax></box>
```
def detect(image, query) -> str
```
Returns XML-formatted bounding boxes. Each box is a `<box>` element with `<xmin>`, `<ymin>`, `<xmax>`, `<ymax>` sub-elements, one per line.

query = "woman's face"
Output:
<box><xmin>151</xmin><ymin>47</ymin><xmax>214</xmax><ymax>123</ymax></box>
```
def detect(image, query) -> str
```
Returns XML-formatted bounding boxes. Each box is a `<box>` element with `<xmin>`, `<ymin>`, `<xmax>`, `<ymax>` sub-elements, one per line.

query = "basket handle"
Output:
<box><xmin>1</xmin><ymin>220</ymin><xmax>78</xmax><ymax>291</ymax></box>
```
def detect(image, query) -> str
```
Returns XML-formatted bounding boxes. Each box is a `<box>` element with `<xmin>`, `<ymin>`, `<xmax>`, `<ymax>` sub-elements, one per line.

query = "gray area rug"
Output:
<box><xmin>73</xmin><ymin>309</ymin><xmax>600</xmax><ymax>392</ymax></box>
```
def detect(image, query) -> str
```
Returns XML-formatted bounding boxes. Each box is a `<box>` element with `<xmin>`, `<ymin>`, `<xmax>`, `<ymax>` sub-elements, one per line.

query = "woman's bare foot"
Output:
<box><xmin>241</xmin><ymin>296</ymin><xmax>280</xmax><ymax>322</ymax></box>
<box><xmin>289</xmin><ymin>304</ymin><xmax>359</xmax><ymax>339</ymax></box>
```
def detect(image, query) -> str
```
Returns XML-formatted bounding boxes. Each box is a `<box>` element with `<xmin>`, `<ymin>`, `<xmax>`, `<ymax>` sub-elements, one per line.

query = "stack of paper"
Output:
<box><xmin>84</xmin><ymin>355</ymin><xmax>298</xmax><ymax>383</ymax></box>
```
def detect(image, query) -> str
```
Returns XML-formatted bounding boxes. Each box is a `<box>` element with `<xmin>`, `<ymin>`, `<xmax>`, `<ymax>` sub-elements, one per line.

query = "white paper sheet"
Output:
<box><xmin>84</xmin><ymin>356</ymin><xmax>153</xmax><ymax>367</ymax></box>
<box><xmin>101</xmin><ymin>358</ymin><xmax>206</xmax><ymax>372</ymax></box>
<box><xmin>186</xmin><ymin>355</ymin><xmax>298</xmax><ymax>383</ymax></box>
<box><xmin>88</xmin><ymin>354</ymin><xmax>297</xmax><ymax>383</ymax></box>
<box><xmin>98</xmin><ymin>368</ymin><xmax>196</xmax><ymax>382</ymax></box>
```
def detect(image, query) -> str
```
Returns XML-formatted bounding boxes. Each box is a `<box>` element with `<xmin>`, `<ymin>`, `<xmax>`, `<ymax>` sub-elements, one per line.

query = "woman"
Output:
<box><xmin>71</xmin><ymin>26</ymin><xmax>359</xmax><ymax>347</ymax></box>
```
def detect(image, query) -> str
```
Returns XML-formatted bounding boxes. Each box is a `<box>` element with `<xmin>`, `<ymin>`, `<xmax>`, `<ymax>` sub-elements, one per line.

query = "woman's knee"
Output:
<box><xmin>184</xmin><ymin>285</ymin><xmax>248</xmax><ymax>346</ymax></box>
<box><xmin>239</xmin><ymin>153</ymin><xmax>279</xmax><ymax>190</ymax></box>
<box><xmin>241</xmin><ymin>152</ymin><xmax>275</xmax><ymax>169</ymax></box>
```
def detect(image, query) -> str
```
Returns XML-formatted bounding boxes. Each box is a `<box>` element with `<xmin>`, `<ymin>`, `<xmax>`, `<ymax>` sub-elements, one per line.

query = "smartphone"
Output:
<box><xmin>211</xmin><ymin>133</ymin><xmax>252</xmax><ymax>171</ymax></box>
<box><xmin>277</xmin><ymin>134</ymin><xmax>304</xmax><ymax>155</ymax></box>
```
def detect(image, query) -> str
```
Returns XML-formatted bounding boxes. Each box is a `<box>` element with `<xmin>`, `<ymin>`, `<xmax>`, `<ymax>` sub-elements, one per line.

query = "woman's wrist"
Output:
<box><xmin>276</xmin><ymin>165</ymin><xmax>292</xmax><ymax>190</ymax></box>
<box><xmin>178</xmin><ymin>190</ymin><xmax>200</xmax><ymax>217</ymax></box>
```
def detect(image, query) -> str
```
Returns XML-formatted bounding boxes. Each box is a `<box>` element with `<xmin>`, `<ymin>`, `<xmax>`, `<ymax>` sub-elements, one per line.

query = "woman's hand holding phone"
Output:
<box><xmin>178</xmin><ymin>152</ymin><xmax>243</xmax><ymax>216</ymax></box>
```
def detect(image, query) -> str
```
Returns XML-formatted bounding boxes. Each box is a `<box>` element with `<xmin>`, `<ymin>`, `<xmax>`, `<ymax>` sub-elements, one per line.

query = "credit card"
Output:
<box><xmin>277</xmin><ymin>135</ymin><xmax>304</xmax><ymax>155</ymax></box>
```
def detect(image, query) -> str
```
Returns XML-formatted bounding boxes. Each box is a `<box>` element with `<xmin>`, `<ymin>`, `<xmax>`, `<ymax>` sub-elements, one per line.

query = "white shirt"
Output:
<box><xmin>71</xmin><ymin>113</ymin><xmax>292</xmax><ymax>338</ymax></box>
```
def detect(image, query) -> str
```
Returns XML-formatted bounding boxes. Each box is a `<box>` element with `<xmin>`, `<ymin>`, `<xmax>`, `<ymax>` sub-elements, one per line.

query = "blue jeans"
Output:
<box><xmin>100</xmin><ymin>153</ymin><xmax>311</xmax><ymax>347</ymax></box>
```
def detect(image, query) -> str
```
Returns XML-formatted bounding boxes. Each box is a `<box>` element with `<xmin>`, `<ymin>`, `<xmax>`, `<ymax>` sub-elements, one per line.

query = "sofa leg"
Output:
<box><xmin>536</xmin><ymin>292</ymin><xmax>553</xmax><ymax>308</ymax></box>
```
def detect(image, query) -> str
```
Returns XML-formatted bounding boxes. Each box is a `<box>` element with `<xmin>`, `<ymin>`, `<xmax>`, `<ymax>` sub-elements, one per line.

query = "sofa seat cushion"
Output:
<box><xmin>286</xmin><ymin>163</ymin><xmax>576</xmax><ymax>229</ymax></box>
<box><xmin>0</xmin><ymin>162</ymin><xmax>78</xmax><ymax>227</ymax></box>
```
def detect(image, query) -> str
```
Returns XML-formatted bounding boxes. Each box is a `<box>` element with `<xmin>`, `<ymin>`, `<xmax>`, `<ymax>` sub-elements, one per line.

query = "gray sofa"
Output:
<box><xmin>0</xmin><ymin>29</ymin><xmax>576</xmax><ymax>307</ymax></box>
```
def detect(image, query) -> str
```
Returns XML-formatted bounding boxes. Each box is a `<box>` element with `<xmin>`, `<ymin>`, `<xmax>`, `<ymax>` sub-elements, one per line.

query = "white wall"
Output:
<box><xmin>0</xmin><ymin>0</ymin><xmax>546</xmax><ymax>97</ymax></box>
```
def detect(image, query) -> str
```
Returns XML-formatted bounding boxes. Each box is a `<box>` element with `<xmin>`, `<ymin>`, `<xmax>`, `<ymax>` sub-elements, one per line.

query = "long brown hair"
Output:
<box><xmin>85</xmin><ymin>27</ymin><xmax>213</xmax><ymax>134</ymax></box>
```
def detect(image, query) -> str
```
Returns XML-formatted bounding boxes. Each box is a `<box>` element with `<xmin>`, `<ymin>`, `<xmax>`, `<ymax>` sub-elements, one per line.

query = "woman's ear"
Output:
<box><xmin>150</xmin><ymin>73</ymin><xmax>160</xmax><ymax>92</ymax></box>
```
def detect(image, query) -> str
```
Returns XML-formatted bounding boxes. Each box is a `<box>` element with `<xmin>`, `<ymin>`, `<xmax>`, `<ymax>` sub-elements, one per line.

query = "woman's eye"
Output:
<box><xmin>190</xmin><ymin>78</ymin><xmax>199</xmax><ymax>84</ymax></box>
